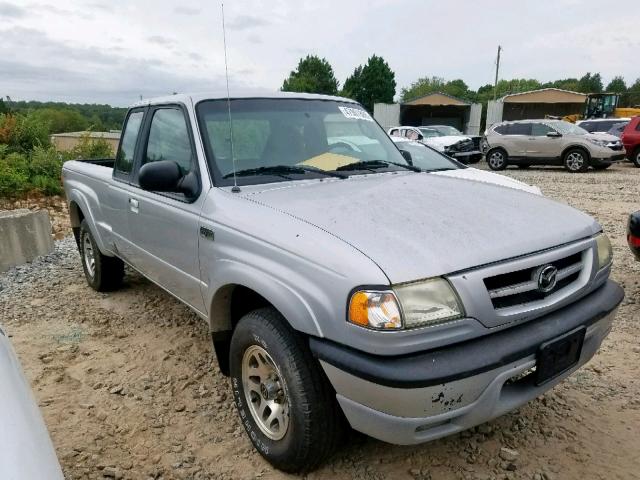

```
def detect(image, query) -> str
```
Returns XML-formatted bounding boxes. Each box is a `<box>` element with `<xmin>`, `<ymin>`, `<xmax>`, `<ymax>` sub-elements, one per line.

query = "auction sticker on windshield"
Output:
<box><xmin>338</xmin><ymin>106</ymin><xmax>373</xmax><ymax>122</ymax></box>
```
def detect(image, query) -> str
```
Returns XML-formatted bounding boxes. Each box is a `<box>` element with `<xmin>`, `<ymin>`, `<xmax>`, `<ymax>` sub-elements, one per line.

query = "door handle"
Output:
<box><xmin>129</xmin><ymin>198</ymin><xmax>139</xmax><ymax>213</ymax></box>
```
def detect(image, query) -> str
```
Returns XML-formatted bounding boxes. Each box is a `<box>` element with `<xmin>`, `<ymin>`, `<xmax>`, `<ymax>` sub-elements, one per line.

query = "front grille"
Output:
<box><xmin>454</xmin><ymin>139</ymin><xmax>474</xmax><ymax>152</ymax></box>
<box><xmin>608</xmin><ymin>143</ymin><xmax>623</xmax><ymax>151</ymax></box>
<box><xmin>483</xmin><ymin>251</ymin><xmax>584</xmax><ymax>310</ymax></box>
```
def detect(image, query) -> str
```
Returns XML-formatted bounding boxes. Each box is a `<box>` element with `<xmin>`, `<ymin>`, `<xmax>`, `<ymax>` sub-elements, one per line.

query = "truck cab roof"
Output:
<box><xmin>131</xmin><ymin>91</ymin><xmax>357</xmax><ymax>108</ymax></box>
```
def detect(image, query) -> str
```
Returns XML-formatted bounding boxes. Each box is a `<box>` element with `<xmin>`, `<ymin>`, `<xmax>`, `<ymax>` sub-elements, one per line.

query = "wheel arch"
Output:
<box><xmin>561</xmin><ymin>144</ymin><xmax>591</xmax><ymax>162</ymax></box>
<box><xmin>208</xmin><ymin>275</ymin><xmax>323</xmax><ymax>376</ymax></box>
<box><xmin>66</xmin><ymin>189</ymin><xmax>110</xmax><ymax>254</ymax></box>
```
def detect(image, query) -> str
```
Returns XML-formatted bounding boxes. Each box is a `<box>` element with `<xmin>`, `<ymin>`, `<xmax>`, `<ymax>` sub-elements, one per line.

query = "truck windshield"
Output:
<box><xmin>196</xmin><ymin>98</ymin><xmax>411</xmax><ymax>186</ymax></box>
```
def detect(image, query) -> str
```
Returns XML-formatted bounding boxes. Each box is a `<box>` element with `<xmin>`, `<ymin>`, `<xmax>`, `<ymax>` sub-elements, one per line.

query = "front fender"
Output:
<box><xmin>207</xmin><ymin>259</ymin><xmax>325</xmax><ymax>337</ymax></box>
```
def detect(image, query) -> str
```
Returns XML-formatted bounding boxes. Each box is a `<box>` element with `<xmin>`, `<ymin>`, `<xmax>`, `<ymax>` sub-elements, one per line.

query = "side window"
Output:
<box><xmin>508</xmin><ymin>123</ymin><xmax>531</xmax><ymax>136</ymax></box>
<box><xmin>144</xmin><ymin>108</ymin><xmax>194</xmax><ymax>172</ymax></box>
<box><xmin>636</xmin><ymin>121</ymin><xmax>640</xmax><ymax>132</ymax></box>
<box><xmin>406</xmin><ymin>129</ymin><xmax>419</xmax><ymax>141</ymax></box>
<box><xmin>493</xmin><ymin>125</ymin><xmax>508</xmax><ymax>135</ymax></box>
<box><xmin>531</xmin><ymin>123</ymin><xmax>553</xmax><ymax>136</ymax></box>
<box><xmin>115</xmin><ymin>111</ymin><xmax>144</xmax><ymax>174</ymax></box>
<box><xmin>389</xmin><ymin>128</ymin><xmax>399</xmax><ymax>136</ymax></box>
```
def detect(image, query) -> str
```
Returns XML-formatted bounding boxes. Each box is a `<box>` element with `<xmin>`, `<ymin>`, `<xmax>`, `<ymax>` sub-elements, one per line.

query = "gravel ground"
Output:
<box><xmin>1</xmin><ymin>162</ymin><xmax>640</xmax><ymax>480</ymax></box>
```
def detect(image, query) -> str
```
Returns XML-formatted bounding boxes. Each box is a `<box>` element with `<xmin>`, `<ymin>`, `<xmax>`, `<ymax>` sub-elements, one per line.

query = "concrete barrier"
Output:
<box><xmin>0</xmin><ymin>209</ymin><xmax>54</xmax><ymax>272</ymax></box>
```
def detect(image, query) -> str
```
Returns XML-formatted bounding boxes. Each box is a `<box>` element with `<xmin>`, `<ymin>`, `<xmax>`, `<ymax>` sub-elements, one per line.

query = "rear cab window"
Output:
<box><xmin>114</xmin><ymin>109</ymin><xmax>144</xmax><ymax>180</ymax></box>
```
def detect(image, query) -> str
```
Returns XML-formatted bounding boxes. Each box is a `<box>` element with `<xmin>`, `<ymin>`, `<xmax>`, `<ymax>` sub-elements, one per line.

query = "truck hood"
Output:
<box><xmin>433</xmin><ymin>168</ymin><xmax>542</xmax><ymax>195</ymax></box>
<box><xmin>239</xmin><ymin>173</ymin><xmax>599</xmax><ymax>283</ymax></box>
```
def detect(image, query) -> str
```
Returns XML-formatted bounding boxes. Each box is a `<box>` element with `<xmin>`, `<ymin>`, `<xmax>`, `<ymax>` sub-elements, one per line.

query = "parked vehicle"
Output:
<box><xmin>391</xmin><ymin>137</ymin><xmax>541</xmax><ymax>194</ymax></box>
<box><xmin>63</xmin><ymin>92</ymin><xmax>623</xmax><ymax>472</ymax></box>
<box><xmin>424</xmin><ymin>124</ymin><xmax>483</xmax><ymax>152</ymax></box>
<box><xmin>576</xmin><ymin>118</ymin><xmax>630</xmax><ymax>134</ymax></box>
<box><xmin>628</xmin><ymin>211</ymin><xmax>640</xmax><ymax>260</ymax></box>
<box><xmin>0</xmin><ymin>325</ymin><xmax>64</xmax><ymax>480</ymax></box>
<box><xmin>388</xmin><ymin>126</ymin><xmax>482</xmax><ymax>164</ymax></box>
<box><xmin>485</xmin><ymin>119</ymin><xmax>625</xmax><ymax>172</ymax></box>
<box><xmin>621</xmin><ymin>116</ymin><xmax>640</xmax><ymax>167</ymax></box>
<box><xmin>607</xmin><ymin>122</ymin><xmax>629</xmax><ymax>138</ymax></box>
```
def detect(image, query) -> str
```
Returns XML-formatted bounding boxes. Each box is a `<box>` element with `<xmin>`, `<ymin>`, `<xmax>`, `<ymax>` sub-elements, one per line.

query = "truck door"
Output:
<box><xmin>106</xmin><ymin>108</ymin><xmax>146</xmax><ymax>261</ymax></box>
<box><xmin>126</xmin><ymin>105</ymin><xmax>206</xmax><ymax>314</ymax></box>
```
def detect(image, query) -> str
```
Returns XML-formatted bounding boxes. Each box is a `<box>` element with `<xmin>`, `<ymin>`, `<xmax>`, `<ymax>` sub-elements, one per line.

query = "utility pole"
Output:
<box><xmin>493</xmin><ymin>45</ymin><xmax>502</xmax><ymax>100</ymax></box>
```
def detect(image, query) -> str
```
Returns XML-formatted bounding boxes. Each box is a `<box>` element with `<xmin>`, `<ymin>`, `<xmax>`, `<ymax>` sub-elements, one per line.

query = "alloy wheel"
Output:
<box><xmin>242</xmin><ymin>345</ymin><xmax>290</xmax><ymax>440</ymax></box>
<box><xmin>566</xmin><ymin>152</ymin><xmax>585</xmax><ymax>171</ymax></box>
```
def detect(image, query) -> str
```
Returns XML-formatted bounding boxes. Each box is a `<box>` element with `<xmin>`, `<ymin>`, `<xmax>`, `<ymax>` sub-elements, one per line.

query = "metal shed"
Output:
<box><xmin>374</xmin><ymin>92</ymin><xmax>482</xmax><ymax>135</ymax></box>
<box><xmin>486</xmin><ymin>88</ymin><xmax>587</xmax><ymax>127</ymax></box>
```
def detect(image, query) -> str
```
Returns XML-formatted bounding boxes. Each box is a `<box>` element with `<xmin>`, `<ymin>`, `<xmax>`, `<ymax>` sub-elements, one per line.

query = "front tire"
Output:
<box><xmin>79</xmin><ymin>219</ymin><xmax>124</xmax><ymax>291</ymax></box>
<box><xmin>486</xmin><ymin>148</ymin><xmax>507</xmax><ymax>170</ymax></box>
<box><xmin>632</xmin><ymin>148</ymin><xmax>640</xmax><ymax>168</ymax></box>
<box><xmin>230</xmin><ymin>308</ymin><xmax>343</xmax><ymax>473</ymax></box>
<box><xmin>563</xmin><ymin>148</ymin><xmax>589</xmax><ymax>172</ymax></box>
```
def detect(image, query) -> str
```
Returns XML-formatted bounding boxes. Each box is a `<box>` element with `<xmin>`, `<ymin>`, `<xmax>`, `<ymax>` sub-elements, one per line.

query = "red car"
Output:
<box><xmin>621</xmin><ymin>116</ymin><xmax>640</xmax><ymax>167</ymax></box>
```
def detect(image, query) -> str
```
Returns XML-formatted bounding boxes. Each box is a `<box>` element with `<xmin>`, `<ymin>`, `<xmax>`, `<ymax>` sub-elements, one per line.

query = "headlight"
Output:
<box><xmin>348</xmin><ymin>278</ymin><xmax>464</xmax><ymax>331</ymax></box>
<box><xmin>595</xmin><ymin>233</ymin><xmax>613</xmax><ymax>269</ymax></box>
<box><xmin>394</xmin><ymin>278</ymin><xmax>464</xmax><ymax>328</ymax></box>
<box><xmin>348</xmin><ymin>290</ymin><xmax>402</xmax><ymax>330</ymax></box>
<box><xmin>587</xmin><ymin>138</ymin><xmax>607</xmax><ymax>147</ymax></box>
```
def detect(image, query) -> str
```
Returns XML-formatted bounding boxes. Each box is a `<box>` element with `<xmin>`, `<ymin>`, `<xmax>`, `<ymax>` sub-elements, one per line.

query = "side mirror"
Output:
<box><xmin>400</xmin><ymin>150</ymin><xmax>413</xmax><ymax>165</ymax></box>
<box><xmin>546</xmin><ymin>131</ymin><xmax>562</xmax><ymax>138</ymax></box>
<box><xmin>139</xmin><ymin>160</ymin><xmax>198</xmax><ymax>198</ymax></box>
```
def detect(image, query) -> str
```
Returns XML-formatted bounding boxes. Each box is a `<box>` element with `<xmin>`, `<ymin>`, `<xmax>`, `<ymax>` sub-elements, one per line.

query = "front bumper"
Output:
<box><xmin>310</xmin><ymin>280</ymin><xmax>623</xmax><ymax>445</ymax></box>
<box><xmin>451</xmin><ymin>150</ymin><xmax>482</xmax><ymax>163</ymax></box>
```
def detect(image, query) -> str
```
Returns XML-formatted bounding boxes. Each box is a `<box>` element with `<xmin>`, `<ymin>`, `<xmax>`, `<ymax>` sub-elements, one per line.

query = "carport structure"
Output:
<box><xmin>487</xmin><ymin>88</ymin><xmax>587</xmax><ymax>127</ymax></box>
<box><xmin>374</xmin><ymin>92</ymin><xmax>482</xmax><ymax>135</ymax></box>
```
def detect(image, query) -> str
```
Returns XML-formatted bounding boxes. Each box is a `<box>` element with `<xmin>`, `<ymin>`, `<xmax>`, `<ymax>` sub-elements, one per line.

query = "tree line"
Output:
<box><xmin>0</xmin><ymin>98</ymin><xmax>127</xmax><ymax>133</ymax></box>
<box><xmin>281</xmin><ymin>55</ymin><xmax>640</xmax><ymax>109</ymax></box>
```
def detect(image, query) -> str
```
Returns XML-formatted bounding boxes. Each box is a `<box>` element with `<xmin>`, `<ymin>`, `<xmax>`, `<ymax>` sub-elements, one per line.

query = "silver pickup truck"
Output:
<box><xmin>62</xmin><ymin>92</ymin><xmax>623</xmax><ymax>473</ymax></box>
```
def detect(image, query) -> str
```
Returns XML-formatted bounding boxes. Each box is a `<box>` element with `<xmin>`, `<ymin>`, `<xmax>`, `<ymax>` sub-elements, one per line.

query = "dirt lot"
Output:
<box><xmin>1</xmin><ymin>163</ymin><xmax>640</xmax><ymax>480</ymax></box>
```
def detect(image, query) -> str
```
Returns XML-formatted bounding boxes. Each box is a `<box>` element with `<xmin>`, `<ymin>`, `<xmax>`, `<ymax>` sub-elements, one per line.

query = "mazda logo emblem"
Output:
<box><xmin>535</xmin><ymin>265</ymin><xmax>558</xmax><ymax>293</ymax></box>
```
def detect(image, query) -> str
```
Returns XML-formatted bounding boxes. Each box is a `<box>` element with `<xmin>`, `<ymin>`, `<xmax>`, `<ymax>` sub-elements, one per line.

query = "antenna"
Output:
<box><xmin>221</xmin><ymin>3</ymin><xmax>240</xmax><ymax>193</ymax></box>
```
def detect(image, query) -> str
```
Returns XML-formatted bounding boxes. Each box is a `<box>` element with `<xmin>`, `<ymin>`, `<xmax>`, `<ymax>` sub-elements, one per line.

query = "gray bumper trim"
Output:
<box><xmin>324</xmin><ymin>307</ymin><xmax>616</xmax><ymax>445</ymax></box>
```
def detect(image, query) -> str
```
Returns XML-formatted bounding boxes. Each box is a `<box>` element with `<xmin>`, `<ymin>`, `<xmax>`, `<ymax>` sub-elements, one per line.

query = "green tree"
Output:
<box><xmin>606</xmin><ymin>76</ymin><xmax>627</xmax><ymax>93</ymax></box>
<box><xmin>628</xmin><ymin>78</ymin><xmax>640</xmax><ymax>107</ymax></box>
<box><xmin>0</xmin><ymin>98</ymin><xmax>7</xmax><ymax>115</ymax></box>
<box><xmin>400</xmin><ymin>76</ymin><xmax>446</xmax><ymax>102</ymax></box>
<box><xmin>31</xmin><ymin>108</ymin><xmax>88</xmax><ymax>134</ymax></box>
<box><xmin>542</xmin><ymin>78</ymin><xmax>580</xmax><ymax>92</ymax></box>
<box><xmin>342</xmin><ymin>55</ymin><xmax>396</xmax><ymax>112</ymax></box>
<box><xmin>281</xmin><ymin>55</ymin><xmax>339</xmax><ymax>95</ymax></box>
<box><xmin>577</xmin><ymin>72</ymin><xmax>603</xmax><ymax>93</ymax></box>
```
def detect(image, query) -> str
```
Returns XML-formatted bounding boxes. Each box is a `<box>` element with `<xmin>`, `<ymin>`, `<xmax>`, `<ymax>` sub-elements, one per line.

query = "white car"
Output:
<box><xmin>0</xmin><ymin>325</ymin><xmax>64</xmax><ymax>479</ymax></box>
<box><xmin>392</xmin><ymin>137</ymin><xmax>541</xmax><ymax>195</ymax></box>
<box><xmin>388</xmin><ymin>126</ymin><xmax>482</xmax><ymax>164</ymax></box>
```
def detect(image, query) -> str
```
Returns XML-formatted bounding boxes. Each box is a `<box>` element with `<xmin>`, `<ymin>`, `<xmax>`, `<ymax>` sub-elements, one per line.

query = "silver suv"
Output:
<box><xmin>485</xmin><ymin>119</ymin><xmax>625</xmax><ymax>172</ymax></box>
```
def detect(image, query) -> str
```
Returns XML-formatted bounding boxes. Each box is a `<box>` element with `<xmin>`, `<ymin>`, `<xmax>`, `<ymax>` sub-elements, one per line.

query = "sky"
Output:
<box><xmin>0</xmin><ymin>0</ymin><xmax>639</xmax><ymax>106</ymax></box>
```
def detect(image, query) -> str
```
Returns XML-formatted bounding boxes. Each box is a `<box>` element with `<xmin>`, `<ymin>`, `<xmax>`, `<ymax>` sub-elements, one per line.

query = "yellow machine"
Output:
<box><xmin>562</xmin><ymin>93</ymin><xmax>640</xmax><ymax>123</ymax></box>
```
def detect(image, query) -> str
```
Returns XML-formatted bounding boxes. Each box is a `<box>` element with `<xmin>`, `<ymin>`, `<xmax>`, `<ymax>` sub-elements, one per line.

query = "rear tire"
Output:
<box><xmin>563</xmin><ymin>148</ymin><xmax>589</xmax><ymax>172</ymax></box>
<box><xmin>79</xmin><ymin>219</ymin><xmax>124</xmax><ymax>291</ymax></box>
<box><xmin>229</xmin><ymin>308</ymin><xmax>343</xmax><ymax>473</ymax></box>
<box><xmin>633</xmin><ymin>148</ymin><xmax>640</xmax><ymax>168</ymax></box>
<box><xmin>487</xmin><ymin>148</ymin><xmax>507</xmax><ymax>170</ymax></box>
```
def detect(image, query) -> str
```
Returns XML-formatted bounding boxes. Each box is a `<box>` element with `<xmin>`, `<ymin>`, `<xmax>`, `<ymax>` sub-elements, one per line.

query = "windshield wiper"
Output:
<box><xmin>223</xmin><ymin>165</ymin><xmax>348</xmax><ymax>179</ymax></box>
<box><xmin>336</xmin><ymin>160</ymin><xmax>421</xmax><ymax>172</ymax></box>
